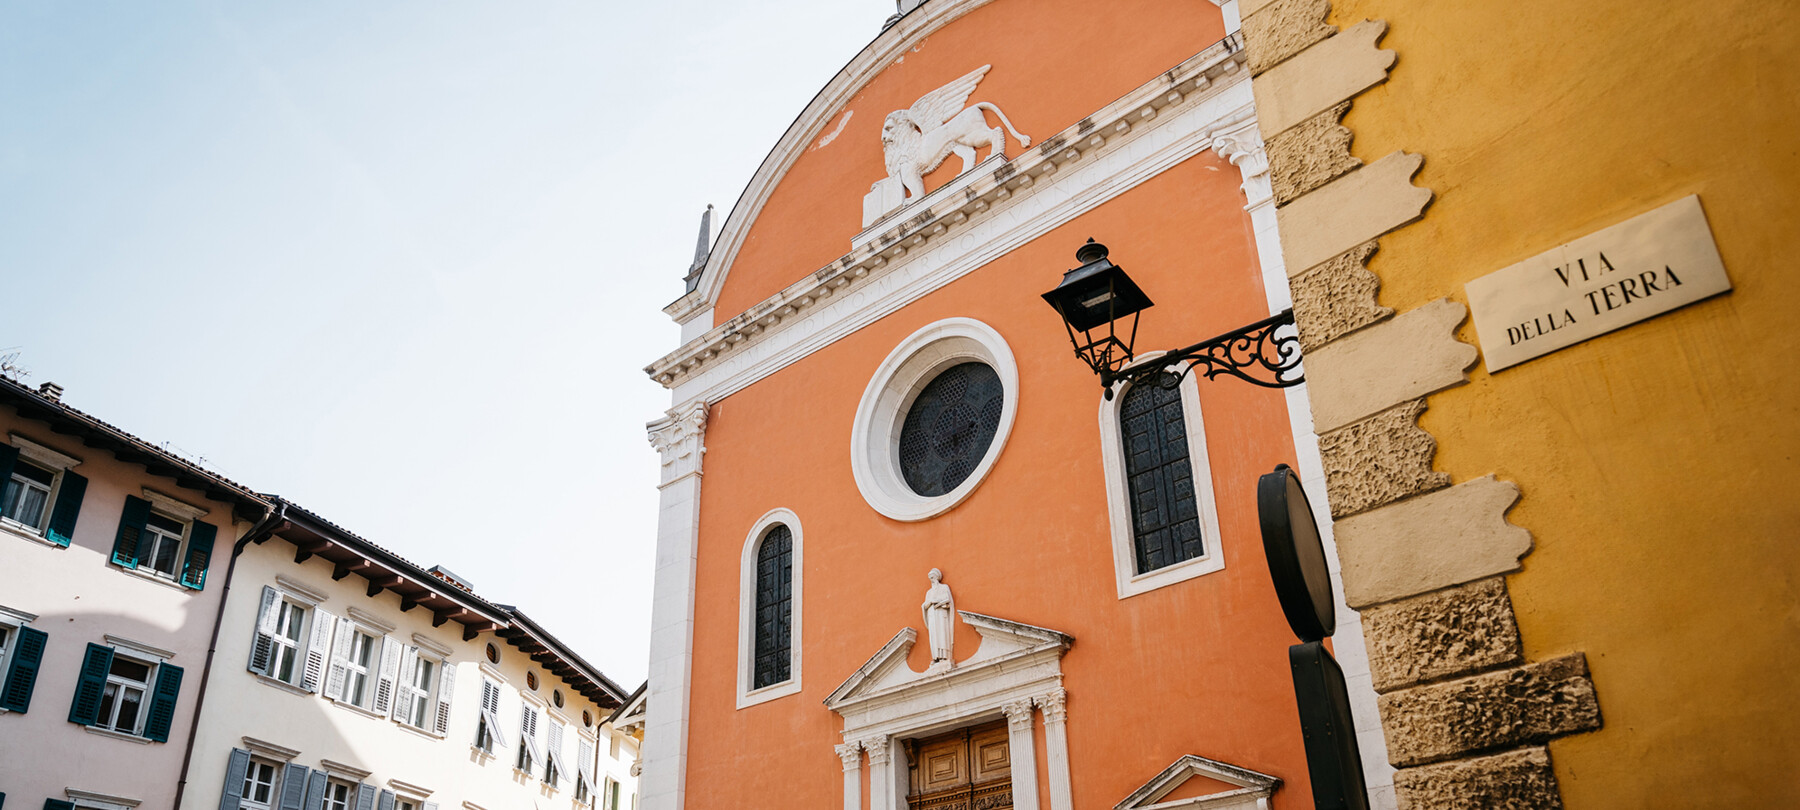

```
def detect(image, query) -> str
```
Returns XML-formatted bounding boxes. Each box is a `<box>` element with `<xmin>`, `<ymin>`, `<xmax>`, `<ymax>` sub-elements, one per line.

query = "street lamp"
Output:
<box><xmin>1042</xmin><ymin>239</ymin><xmax>1305</xmax><ymax>397</ymax></box>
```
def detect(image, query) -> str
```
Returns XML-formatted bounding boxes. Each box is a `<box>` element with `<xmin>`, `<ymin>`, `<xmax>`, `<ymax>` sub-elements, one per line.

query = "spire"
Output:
<box><xmin>683</xmin><ymin>204</ymin><xmax>714</xmax><ymax>294</ymax></box>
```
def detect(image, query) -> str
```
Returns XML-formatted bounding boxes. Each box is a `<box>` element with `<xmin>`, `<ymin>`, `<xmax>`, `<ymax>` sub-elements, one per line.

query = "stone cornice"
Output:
<box><xmin>646</xmin><ymin>36</ymin><xmax>1248</xmax><ymax>393</ymax></box>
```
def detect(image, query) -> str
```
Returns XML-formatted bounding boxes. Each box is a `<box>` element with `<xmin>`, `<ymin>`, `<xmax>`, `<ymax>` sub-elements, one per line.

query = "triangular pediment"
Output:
<box><xmin>824</xmin><ymin>611</ymin><xmax>1072</xmax><ymax>711</ymax></box>
<box><xmin>1115</xmin><ymin>755</ymin><xmax>1281</xmax><ymax>810</ymax></box>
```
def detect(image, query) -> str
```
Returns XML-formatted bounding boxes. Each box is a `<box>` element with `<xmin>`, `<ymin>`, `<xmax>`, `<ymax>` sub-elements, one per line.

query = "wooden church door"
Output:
<box><xmin>906</xmin><ymin>720</ymin><xmax>1013</xmax><ymax>810</ymax></box>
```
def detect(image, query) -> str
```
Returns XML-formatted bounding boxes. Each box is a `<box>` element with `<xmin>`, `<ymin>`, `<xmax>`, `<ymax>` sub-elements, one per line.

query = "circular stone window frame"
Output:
<box><xmin>852</xmin><ymin>317</ymin><xmax>1019</xmax><ymax>522</ymax></box>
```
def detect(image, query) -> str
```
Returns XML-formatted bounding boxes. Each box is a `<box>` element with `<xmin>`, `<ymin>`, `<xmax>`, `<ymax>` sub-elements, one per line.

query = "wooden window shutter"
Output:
<box><xmin>0</xmin><ymin>625</ymin><xmax>47</xmax><ymax>712</ymax></box>
<box><xmin>371</xmin><ymin>637</ymin><xmax>401</xmax><ymax>716</ymax></box>
<box><xmin>44</xmin><ymin>471</ymin><xmax>85</xmax><ymax>547</ymax></box>
<box><xmin>111</xmin><ymin>495</ymin><xmax>153</xmax><ymax>569</ymax></box>
<box><xmin>302</xmin><ymin>608</ymin><xmax>336</xmax><ymax>693</ymax></box>
<box><xmin>392</xmin><ymin>646</ymin><xmax>419</xmax><ymax>720</ymax></box>
<box><xmin>249</xmin><ymin>586</ymin><xmax>281</xmax><ymax>675</ymax></box>
<box><xmin>44</xmin><ymin>800</ymin><xmax>75</xmax><ymax>810</ymax></box>
<box><xmin>143</xmin><ymin>661</ymin><xmax>184</xmax><ymax>742</ymax></box>
<box><xmin>279</xmin><ymin>763</ymin><xmax>312</xmax><ymax>810</ymax></box>
<box><xmin>302</xmin><ymin>770</ymin><xmax>328</xmax><ymax>810</ymax></box>
<box><xmin>179</xmin><ymin>520</ymin><xmax>218</xmax><ymax>589</ymax></box>
<box><xmin>432</xmin><ymin>661</ymin><xmax>456</xmax><ymax>736</ymax></box>
<box><xmin>354</xmin><ymin>784</ymin><xmax>377</xmax><ymax>810</ymax></box>
<box><xmin>479</xmin><ymin>680</ymin><xmax>508</xmax><ymax>749</ymax></box>
<box><xmin>217</xmin><ymin>748</ymin><xmax>251</xmax><ymax>810</ymax></box>
<box><xmin>377</xmin><ymin>790</ymin><xmax>396</xmax><ymax>810</ymax></box>
<box><xmin>324</xmin><ymin>616</ymin><xmax>356</xmax><ymax>700</ymax></box>
<box><xmin>1119</xmin><ymin>381</ymin><xmax>1205</xmax><ymax>574</ymax></box>
<box><xmin>67</xmin><ymin>642</ymin><xmax>114</xmax><ymax>725</ymax></box>
<box><xmin>520</xmin><ymin>705</ymin><xmax>542</xmax><ymax>766</ymax></box>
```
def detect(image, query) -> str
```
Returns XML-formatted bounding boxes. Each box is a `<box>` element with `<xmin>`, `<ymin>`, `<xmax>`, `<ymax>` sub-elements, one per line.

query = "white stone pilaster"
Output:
<box><xmin>1003</xmin><ymin>700</ymin><xmax>1040</xmax><ymax>810</ymax></box>
<box><xmin>864</xmin><ymin>737</ymin><xmax>897</xmax><ymax>810</ymax></box>
<box><xmin>1037</xmin><ymin>689</ymin><xmax>1073</xmax><ymax>810</ymax></box>
<box><xmin>640</xmin><ymin>401</ymin><xmax>709</xmax><ymax>810</ymax></box>
<box><xmin>837</xmin><ymin>742</ymin><xmax>864</xmax><ymax>810</ymax></box>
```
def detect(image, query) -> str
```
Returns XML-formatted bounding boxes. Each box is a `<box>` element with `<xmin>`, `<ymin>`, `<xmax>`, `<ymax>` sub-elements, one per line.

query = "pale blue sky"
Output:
<box><xmin>1</xmin><ymin>0</ymin><xmax>895</xmax><ymax>684</ymax></box>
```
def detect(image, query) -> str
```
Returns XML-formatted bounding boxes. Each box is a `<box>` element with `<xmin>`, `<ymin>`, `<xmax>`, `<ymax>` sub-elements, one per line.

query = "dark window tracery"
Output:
<box><xmin>1120</xmin><ymin>377</ymin><xmax>1205</xmax><ymax>573</ymax></box>
<box><xmin>898</xmin><ymin>362</ymin><xmax>1005</xmax><ymax>497</ymax></box>
<box><xmin>752</xmin><ymin>524</ymin><xmax>794</xmax><ymax>689</ymax></box>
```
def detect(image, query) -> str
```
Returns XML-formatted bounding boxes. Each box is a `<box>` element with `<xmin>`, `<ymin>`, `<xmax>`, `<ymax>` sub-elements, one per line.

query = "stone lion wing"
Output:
<box><xmin>907</xmin><ymin>64</ymin><xmax>992</xmax><ymax>129</ymax></box>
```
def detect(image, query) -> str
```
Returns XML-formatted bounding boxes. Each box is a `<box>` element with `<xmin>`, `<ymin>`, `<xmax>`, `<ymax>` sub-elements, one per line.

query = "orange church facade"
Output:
<box><xmin>641</xmin><ymin>2</ymin><xmax>1391</xmax><ymax>809</ymax></box>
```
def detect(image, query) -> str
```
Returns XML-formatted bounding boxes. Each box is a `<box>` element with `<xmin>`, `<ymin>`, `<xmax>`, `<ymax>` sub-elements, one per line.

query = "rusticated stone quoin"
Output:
<box><xmin>1362</xmin><ymin>577</ymin><xmax>1523</xmax><ymax>693</ymax></box>
<box><xmin>1334</xmin><ymin>475</ymin><xmax>1530</xmax><ymax>609</ymax></box>
<box><xmin>1393</xmin><ymin>747</ymin><xmax>1561</xmax><ymax>810</ymax></box>
<box><xmin>1318</xmin><ymin>399</ymin><xmax>1448</xmax><ymax>518</ymax></box>
<box><xmin>1380</xmin><ymin>653</ymin><xmax>1601</xmax><ymax>768</ymax></box>
<box><xmin>1290</xmin><ymin>240</ymin><xmax>1391</xmax><ymax>351</ymax></box>
<box><xmin>1243</xmin><ymin>0</ymin><xmax>1335</xmax><ymax>76</ymax></box>
<box><xmin>1268</xmin><ymin>102</ymin><xmax>1360</xmax><ymax>205</ymax></box>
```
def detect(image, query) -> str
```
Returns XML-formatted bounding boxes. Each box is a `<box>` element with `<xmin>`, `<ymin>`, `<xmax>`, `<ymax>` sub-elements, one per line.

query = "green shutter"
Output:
<box><xmin>143</xmin><ymin>662</ymin><xmax>183</xmax><ymax>742</ymax></box>
<box><xmin>44</xmin><ymin>800</ymin><xmax>74</xmax><ymax>810</ymax></box>
<box><xmin>67</xmin><ymin>642</ymin><xmax>113</xmax><ymax>725</ymax></box>
<box><xmin>111</xmin><ymin>495</ymin><xmax>152</xmax><ymax>569</ymax></box>
<box><xmin>44</xmin><ymin>471</ymin><xmax>85</xmax><ymax>547</ymax></box>
<box><xmin>0</xmin><ymin>626</ymin><xmax>47</xmax><ymax>712</ymax></box>
<box><xmin>179</xmin><ymin>521</ymin><xmax>218</xmax><ymax>589</ymax></box>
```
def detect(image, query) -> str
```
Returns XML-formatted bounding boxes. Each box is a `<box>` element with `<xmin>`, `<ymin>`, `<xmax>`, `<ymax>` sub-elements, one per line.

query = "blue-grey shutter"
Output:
<box><xmin>218</xmin><ymin>748</ymin><xmax>251</xmax><ymax>810</ymax></box>
<box><xmin>68</xmin><ymin>642</ymin><xmax>114</xmax><ymax>725</ymax></box>
<box><xmin>279</xmin><ymin>763</ymin><xmax>311</xmax><ymax>810</ymax></box>
<box><xmin>377</xmin><ymin>790</ymin><xmax>395</xmax><ymax>810</ymax></box>
<box><xmin>44</xmin><ymin>800</ymin><xmax>74</xmax><ymax>810</ymax></box>
<box><xmin>0</xmin><ymin>625</ymin><xmax>47</xmax><ymax>712</ymax></box>
<box><xmin>143</xmin><ymin>662</ymin><xmax>184</xmax><ymax>742</ymax></box>
<box><xmin>44</xmin><ymin>471</ymin><xmax>85</xmax><ymax>547</ymax></box>
<box><xmin>354</xmin><ymin>784</ymin><xmax>376</xmax><ymax>810</ymax></box>
<box><xmin>111</xmin><ymin>495</ymin><xmax>153</xmax><ymax>569</ymax></box>
<box><xmin>1119</xmin><ymin>380</ymin><xmax>1204</xmax><ymax>574</ymax></box>
<box><xmin>302</xmin><ymin>770</ymin><xmax>328</xmax><ymax>810</ymax></box>
<box><xmin>180</xmin><ymin>520</ymin><xmax>218</xmax><ymax>589</ymax></box>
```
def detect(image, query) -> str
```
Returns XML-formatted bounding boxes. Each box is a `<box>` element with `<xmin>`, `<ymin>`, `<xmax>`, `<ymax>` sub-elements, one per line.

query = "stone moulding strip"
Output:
<box><xmin>1276</xmin><ymin>150</ymin><xmax>1432</xmax><ymax>279</ymax></box>
<box><xmin>1303</xmin><ymin>298</ymin><xmax>1479</xmax><ymax>434</ymax></box>
<box><xmin>647</xmin><ymin>43</ymin><xmax>1258</xmax><ymax>400</ymax></box>
<box><xmin>1252</xmin><ymin>19</ymin><xmax>1395</xmax><ymax>138</ymax></box>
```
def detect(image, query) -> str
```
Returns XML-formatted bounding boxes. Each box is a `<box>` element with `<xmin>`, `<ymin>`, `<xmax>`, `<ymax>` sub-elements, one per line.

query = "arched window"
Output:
<box><xmin>738</xmin><ymin>509</ymin><xmax>803</xmax><ymax>706</ymax></box>
<box><xmin>1099</xmin><ymin>369</ymin><xmax>1224</xmax><ymax>599</ymax></box>
<box><xmin>752</xmin><ymin>524</ymin><xmax>793</xmax><ymax>689</ymax></box>
<box><xmin>1120</xmin><ymin>377</ymin><xmax>1205</xmax><ymax>573</ymax></box>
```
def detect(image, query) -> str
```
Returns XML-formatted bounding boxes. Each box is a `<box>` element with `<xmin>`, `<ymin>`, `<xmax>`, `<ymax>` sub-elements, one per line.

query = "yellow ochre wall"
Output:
<box><xmin>1324</xmin><ymin>0</ymin><xmax>1800</xmax><ymax>805</ymax></box>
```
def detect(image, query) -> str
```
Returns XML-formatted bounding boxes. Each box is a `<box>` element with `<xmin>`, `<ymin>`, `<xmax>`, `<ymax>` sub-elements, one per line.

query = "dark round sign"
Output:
<box><xmin>1258</xmin><ymin>463</ymin><xmax>1335</xmax><ymax>642</ymax></box>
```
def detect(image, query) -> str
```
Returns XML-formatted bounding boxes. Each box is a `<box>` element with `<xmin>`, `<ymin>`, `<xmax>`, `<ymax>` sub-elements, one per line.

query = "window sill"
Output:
<box><xmin>1116</xmin><ymin>552</ymin><xmax>1226</xmax><ymax>600</ymax></box>
<box><xmin>0</xmin><ymin>520</ymin><xmax>60</xmax><ymax>549</ymax></box>
<box><xmin>471</xmin><ymin>746</ymin><xmax>497</xmax><ymax>762</ymax></box>
<box><xmin>254</xmin><ymin>673</ymin><xmax>315</xmax><ymax>698</ymax></box>
<box><xmin>391</xmin><ymin>718</ymin><xmax>446</xmax><ymax>742</ymax></box>
<box><xmin>326</xmin><ymin>695</ymin><xmax>388</xmax><ymax>721</ymax></box>
<box><xmin>736</xmin><ymin>678</ymin><xmax>801</xmax><ymax>709</ymax></box>
<box><xmin>84</xmin><ymin>725</ymin><xmax>153</xmax><ymax>745</ymax></box>
<box><xmin>109</xmin><ymin>563</ymin><xmax>196</xmax><ymax>593</ymax></box>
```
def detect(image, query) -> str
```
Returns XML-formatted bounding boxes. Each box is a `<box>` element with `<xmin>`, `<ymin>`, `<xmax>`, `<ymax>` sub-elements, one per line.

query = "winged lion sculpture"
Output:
<box><xmin>881</xmin><ymin>65</ymin><xmax>1031</xmax><ymax>204</ymax></box>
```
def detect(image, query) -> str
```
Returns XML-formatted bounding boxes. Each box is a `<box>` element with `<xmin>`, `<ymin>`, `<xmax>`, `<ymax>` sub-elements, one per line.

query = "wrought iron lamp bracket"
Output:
<box><xmin>1100</xmin><ymin>309</ymin><xmax>1305</xmax><ymax>398</ymax></box>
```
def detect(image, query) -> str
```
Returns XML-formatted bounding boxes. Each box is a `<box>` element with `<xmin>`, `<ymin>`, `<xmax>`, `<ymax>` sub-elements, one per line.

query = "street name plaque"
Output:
<box><xmin>1465</xmin><ymin>195</ymin><xmax>1731</xmax><ymax>372</ymax></box>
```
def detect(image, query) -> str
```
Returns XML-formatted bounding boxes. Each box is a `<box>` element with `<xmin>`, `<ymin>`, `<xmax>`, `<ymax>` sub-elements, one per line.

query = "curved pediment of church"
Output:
<box><xmin>672</xmin><ymin>0</ymin><xmax>1233</xmax><ymax>329</ymax></box>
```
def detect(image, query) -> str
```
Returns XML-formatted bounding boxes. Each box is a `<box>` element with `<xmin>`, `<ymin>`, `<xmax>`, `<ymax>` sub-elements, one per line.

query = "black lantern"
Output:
<box><xmin>1042</xmin><ymin>238</ymin><xmax>1305</xmax><ymax>396</ymax></box>
<box><xmin>1040</xmin><ymin>239</ymin><xmax>1154</xmax><ymax>383</ymax></box>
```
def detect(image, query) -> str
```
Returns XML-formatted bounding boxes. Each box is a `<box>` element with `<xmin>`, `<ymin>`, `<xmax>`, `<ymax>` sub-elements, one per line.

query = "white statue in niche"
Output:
<box><xmin>921</xmin><ymin>568</ymin><xmax>957</xmax><ymax>673</ymax></box>
<box><xmin>879</xmin><ymin>65</ymin><xmax>1031</xmax><ymax>206</ymax></box>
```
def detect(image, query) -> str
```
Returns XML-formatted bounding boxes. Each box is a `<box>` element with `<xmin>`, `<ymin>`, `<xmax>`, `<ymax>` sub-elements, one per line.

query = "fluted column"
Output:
<box><xmin>836</xmin><ymin>742</ymin><xmax>864</xmax><ymax>810</ymax></box>
<box><xmin>1003</xmin><ymin>700</ymin><xmax>1041</xmax><ymax>810</ymax></box>
<box><xmin>865</xmin><ymin>737</ymin><xmax>897</xmax><ymax>810</ymax></box>
<box><xmin>1038</xmin><ymin>689</ymin><xmax>1073</xmax><ymax>810</ymax></box>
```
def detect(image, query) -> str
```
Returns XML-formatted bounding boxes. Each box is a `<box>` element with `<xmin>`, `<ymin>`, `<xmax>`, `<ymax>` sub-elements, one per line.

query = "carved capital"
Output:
<box><xmin>1002</xmin><ymin>700</ymin><xmax>1035</xmax><ymax>732</ymax></box>
<box><xmin>1035</xmin><ymin>687</ymin><xmax>1068</xmax><ymax>724</ymax></box>
<box><xmin>647</xmin><ymin>401</ymin><xmax>709</xmax><ymax>482</ymax></box>
<box><xmin>1210</xmin><ymin>118</ymin><xmax>1273</xmax><ymax>207</ymax></box>
<box><xmin>861</xmin><ymin>738</ymin><xmax>892</xmax><ymax>766</ymax></box>
<box><xmin>836</xmin><ymin>742</ymin><xmax>864</xmax><ymax>770</ymax></box>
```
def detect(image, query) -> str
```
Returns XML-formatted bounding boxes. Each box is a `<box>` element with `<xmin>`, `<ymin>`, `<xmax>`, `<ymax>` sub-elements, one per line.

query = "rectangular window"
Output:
<box><xmin>1</xmin><ymin>459</ymin><xmax>54</xmax><ymax>530</ymax></box>
<box><xmin>269</xmin><ymin>601</ymin><xmax>307</xmax><ymax>685</ymax></box>
<box><xmin>95</xmin><ymin>654</ymin><xmax>154</xmax><ymax>735</ymax></box>
<box><xmin>0</xmin><ymin>623</ymin><xmax>11</xmax><ymax>673</ymax></box>
<box><xmin>397</xmin><ymin>653</ymin><xmax>436</xmax><ymax>729</ymax></box>
<box><xmin>141</xmin><ymin>511</ymin><xmax>188</xmax><ymax>580</ymax></box>
<box><xmin>343</xmin><ymin>630</ymin><xmax>376</xmax><ymax>707</ymax></box>
<box><xmin>604</xmin><ymin>777</ymin><xmax>621</xmax><ymax>810</ymax></box>
<box><xmin>240</xmin><ymin>758</ymin><xmax>280</xmax><ymax>810</ymax></box>
<box><xmin>397</xmin><ymin>801</ymin><xmax>418</xmax><ymax>810</ymax></box>
<box><xmin>323</xmin><ymin>780</ymin><xmax>354</xmax><ymax>810</ymax></box>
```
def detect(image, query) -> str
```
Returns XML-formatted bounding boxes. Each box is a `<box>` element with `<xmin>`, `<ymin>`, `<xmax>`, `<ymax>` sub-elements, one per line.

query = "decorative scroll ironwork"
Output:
<box><xmin>1101</xmin><ymin>309</ymin><xmax>1304</xmax><ymax>398</ymax></box>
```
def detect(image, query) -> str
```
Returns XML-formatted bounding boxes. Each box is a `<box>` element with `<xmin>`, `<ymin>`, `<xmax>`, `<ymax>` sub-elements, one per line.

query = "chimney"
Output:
<box><xmin>38</xmin><ymin>382</ymin><xmax>63</xmax><ymax>403</ymax></box>
<box><xmin>428</xmin><ymin>565</ymin><xmax>475</xmax><ymax>593</ymax></box>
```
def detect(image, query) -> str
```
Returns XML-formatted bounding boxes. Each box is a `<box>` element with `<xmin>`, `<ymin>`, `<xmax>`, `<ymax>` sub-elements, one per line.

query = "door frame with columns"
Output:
<box><xmin>824</xmin><ymin>612</ymin><xmax>1074</xmax><ymax>810</ymax></box>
